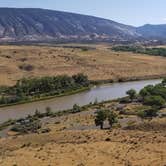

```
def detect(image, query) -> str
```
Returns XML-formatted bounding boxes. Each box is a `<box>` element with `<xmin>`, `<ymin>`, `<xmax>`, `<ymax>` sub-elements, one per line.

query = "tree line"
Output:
<box><xmin>112</xmin><ymin>45</ymin><xmax>166</xmax><ymax>57</ymax></box>
<box><xmin>125</xmin><ymin>79</ymin><xmax>166</xmax><ymax>118</ymax></box>
<box><xmin>0</xmin><ymin>73</ymin><xmax>90</xmax><ymax>105</ymax></box>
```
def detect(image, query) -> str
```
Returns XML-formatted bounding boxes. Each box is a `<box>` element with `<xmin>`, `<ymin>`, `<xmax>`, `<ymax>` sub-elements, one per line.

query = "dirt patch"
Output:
<box><xmin>18</xmin><ymin>64</ymin><xmax>34</xmax><ymax>71</ymax></box>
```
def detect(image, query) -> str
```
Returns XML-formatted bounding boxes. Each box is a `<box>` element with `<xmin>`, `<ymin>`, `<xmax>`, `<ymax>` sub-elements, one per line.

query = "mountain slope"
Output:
<box><xmin>137</xmin><ymin>24</ymin><xmax>166</xmax><ymax>40</ymax></box>
<box><xmin>0</xmin><ymin>8</ymin><xmax>166</xmax><ymax>43</ymax></box>
<box><xmin>0</xmin><ymin>8</ymin><xmax>140</xmax><ymax>42</ymax></box>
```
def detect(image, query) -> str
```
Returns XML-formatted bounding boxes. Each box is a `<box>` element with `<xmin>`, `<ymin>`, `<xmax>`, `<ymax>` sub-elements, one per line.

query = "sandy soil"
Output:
<box><xmin>1</xmin><ymin>44</ymin><xmax>166</xmax><ymax>86</ymax></box>
<box><xmin>1</xmin><ymin>131</ymin><xmax>166</xmax><ymax>166</ymax></box>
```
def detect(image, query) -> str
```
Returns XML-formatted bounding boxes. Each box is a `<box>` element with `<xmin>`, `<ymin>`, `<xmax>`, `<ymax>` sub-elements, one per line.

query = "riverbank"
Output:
<box><xmin>0</xmin><ymin>76</ymin><xmax>164</xmax><ymax>108</ymax></box>
<box><xmin>0</xmin><ymin>78</ymin><xmax>162</xmax><ymax>124</ymax></box>
<box><xmin>0</xmin><ymin>86</ymin><xmax>90</xmax><ymax>108</ymax></box>
<box><xmin>0</xmin><ymin>97</ymin><xmax>118</xmax><ymax>131</ymax></box>
<box><xmin>91</xmin><ymin>74</ymin><xmax>166</xmax><ymax>85</ymax></box>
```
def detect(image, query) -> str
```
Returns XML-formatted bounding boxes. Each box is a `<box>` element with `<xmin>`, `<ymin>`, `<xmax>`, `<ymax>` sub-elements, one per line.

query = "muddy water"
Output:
<box><xmin>0</xmin><ymin>79</ymin><xmax>162</xmax><ymax>123</ymax></box>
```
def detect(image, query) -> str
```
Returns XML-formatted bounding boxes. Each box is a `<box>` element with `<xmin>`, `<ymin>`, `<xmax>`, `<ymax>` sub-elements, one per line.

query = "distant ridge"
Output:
<box><xmin>0</xmin><ymin>8</ymin><xmax>165</xmax><ymax>43</ymax></box>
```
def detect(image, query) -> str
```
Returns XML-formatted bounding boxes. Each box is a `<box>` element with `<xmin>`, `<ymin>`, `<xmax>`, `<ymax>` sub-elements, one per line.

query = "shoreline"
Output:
<box><xmin>0</xmin><ymin>97</ymin><xmax>119</xmax><ymax>127</ymax></box>
<box><xmin>0</xmin><ymin>87</ymin><xmax>90</xmax><ymax>108</ymax></box>
<box><xmin>91</xmin><ymin>74</ymin><xmax>165</xmax><ymax>85</ymax></box>
<box><xmin>0</xmin><ymin>76</ymin><xmax>163</xmax><ymax>108</ymax></box>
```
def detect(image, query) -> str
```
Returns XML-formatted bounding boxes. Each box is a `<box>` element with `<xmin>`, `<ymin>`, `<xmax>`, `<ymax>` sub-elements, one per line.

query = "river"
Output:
<box><xmin>0</xmin><ymin>79</ymin><xmax>162</xmax><ymax>123</ymax></box>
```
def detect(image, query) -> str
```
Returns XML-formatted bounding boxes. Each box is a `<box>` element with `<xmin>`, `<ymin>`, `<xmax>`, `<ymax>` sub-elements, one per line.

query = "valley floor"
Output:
<box><xmin>1</xmin><ymin>44</ymin><xmax>166</xmax><ymax>166</ymax></box>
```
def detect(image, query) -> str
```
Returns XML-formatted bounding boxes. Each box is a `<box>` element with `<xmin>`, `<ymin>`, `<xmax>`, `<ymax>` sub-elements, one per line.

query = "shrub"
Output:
<box><xmin>137</xmin><ymin>110</ymin><xmax>146</xmax><ymax>119</ymax></box>
<box><xmin>144</xmin><ymin>95</ymin><xmax>165</xmax><ymax>108</ymax></box>
<box><xmin>145</xmin><ymin>107</ymin><xmax>158</xmax><ymax>117</ymax></box>
<box><xmin>119</xmin><ymin>97</ymin><xmax>130</xmax><ymax>103</ymax></box>
<box><xmin>139</xmin><ymin>88</ymin><xmax>149</xmax><ymax>99</ymax></box>
<box><xmin>126</xmin><ymin>89</ymin><xmax>137</xmax><ymax>101</ymax></box>
<box><xmin>72</xmin><ymin>104</ymin><xmax>81</xmax><ymax>113</ymax></box>
<box><xmin>11</xmin><ymin>120</ymin><xmax>41</xmax><ymax>134</ymax></box>
<box><xmin>45</xmin><ymin>107</ymin><xmax>53</xmax><ymax>116</ymax></box>
<box><xmin>137</xmin><ymin>107</ymin><xmax>159</xmax><ymax>119</ymax></box>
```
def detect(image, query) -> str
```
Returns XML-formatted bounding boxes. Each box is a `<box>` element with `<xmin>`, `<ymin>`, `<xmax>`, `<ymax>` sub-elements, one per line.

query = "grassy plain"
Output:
<box><xmin>1</xmin><ymin>44</ymin><xmax>166</xmax><ymax>86</ymax></box>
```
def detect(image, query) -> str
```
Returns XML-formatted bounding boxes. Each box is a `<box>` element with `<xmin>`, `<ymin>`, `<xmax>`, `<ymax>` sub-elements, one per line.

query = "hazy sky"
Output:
<box><xmin>0</xmin><ymin>0</ymin><xmax>166</xmax><ymax>26</ymax></box>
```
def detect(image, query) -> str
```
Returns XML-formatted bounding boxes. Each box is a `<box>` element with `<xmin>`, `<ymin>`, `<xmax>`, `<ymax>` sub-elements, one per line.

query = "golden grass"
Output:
<box><xmin>0</xmin><ymin>110</ymin><xmax>166</xmax><ymax>166</ymax></box>
<box><xmin>0</xmin><ymin>44</ymin><xmax>166</xmax><ymax>85</ymax></box>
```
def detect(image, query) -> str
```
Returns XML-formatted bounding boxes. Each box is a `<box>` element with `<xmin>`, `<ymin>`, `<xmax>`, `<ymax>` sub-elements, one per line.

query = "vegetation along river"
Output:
<box><xmin>0</xmin><ymin>79</ymin><xmax>162</xmax><ymax>123</ymax></box>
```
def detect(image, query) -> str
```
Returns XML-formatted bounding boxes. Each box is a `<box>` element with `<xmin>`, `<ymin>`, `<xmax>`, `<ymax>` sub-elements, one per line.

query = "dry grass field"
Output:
<box><xmin>0</xmin><ymin>102</ymin><xmax>166</xmax><ymax>166</ymax></box>
<box><xmin>1</xmin><ymin>44</ymin><xmax>166</xmax><ymax>86</ymax></box>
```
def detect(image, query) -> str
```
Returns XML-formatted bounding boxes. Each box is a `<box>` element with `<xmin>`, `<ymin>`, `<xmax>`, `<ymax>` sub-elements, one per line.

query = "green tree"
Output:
<box><xmin>107</xmin><ymin>111</ymin><xmax>117</xmax><ymax>128</ymax></box>
<box><xmin>139</xmin><ymin>88</ymin><xmax>149</xmax><ymax>100</ymax></box>
<box><xmin>72</xmin><ymin>73</ymin><xmax>89</xmax><ymax>87</ymax></box>
<box><xmin>95</xmin><ymin>110</ymin><xmax>107</xmax><ymax>129</ymax></box>
<box><xmin>0</xmin><ymin>74</ymin><xmax>90</xmax><ymax>106</ymax></box>
<box><xmin>126</xmin><ymin>89</ymin><xmax>137</xmax><ymax>101</ymax></box>
<box><xmin>137</xmin><ymin>110</ymin><xmax>147</xmax><ymax>119</ymax></box>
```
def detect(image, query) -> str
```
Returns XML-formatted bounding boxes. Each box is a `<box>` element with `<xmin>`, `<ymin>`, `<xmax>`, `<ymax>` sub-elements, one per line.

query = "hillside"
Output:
<box><xmin>0</xmin><ymin>8</ymin><xmax>166</xmax><ymax>43</ymax></box>
<box><xmin>137</xmin><ymin>24</ymin><xmax>166</xmax><ymax>40</ymax></box>
<box><xmin>0</xmin><ymin>8</ymin><xmax>140</xmax><ymax>43</ymax></box>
